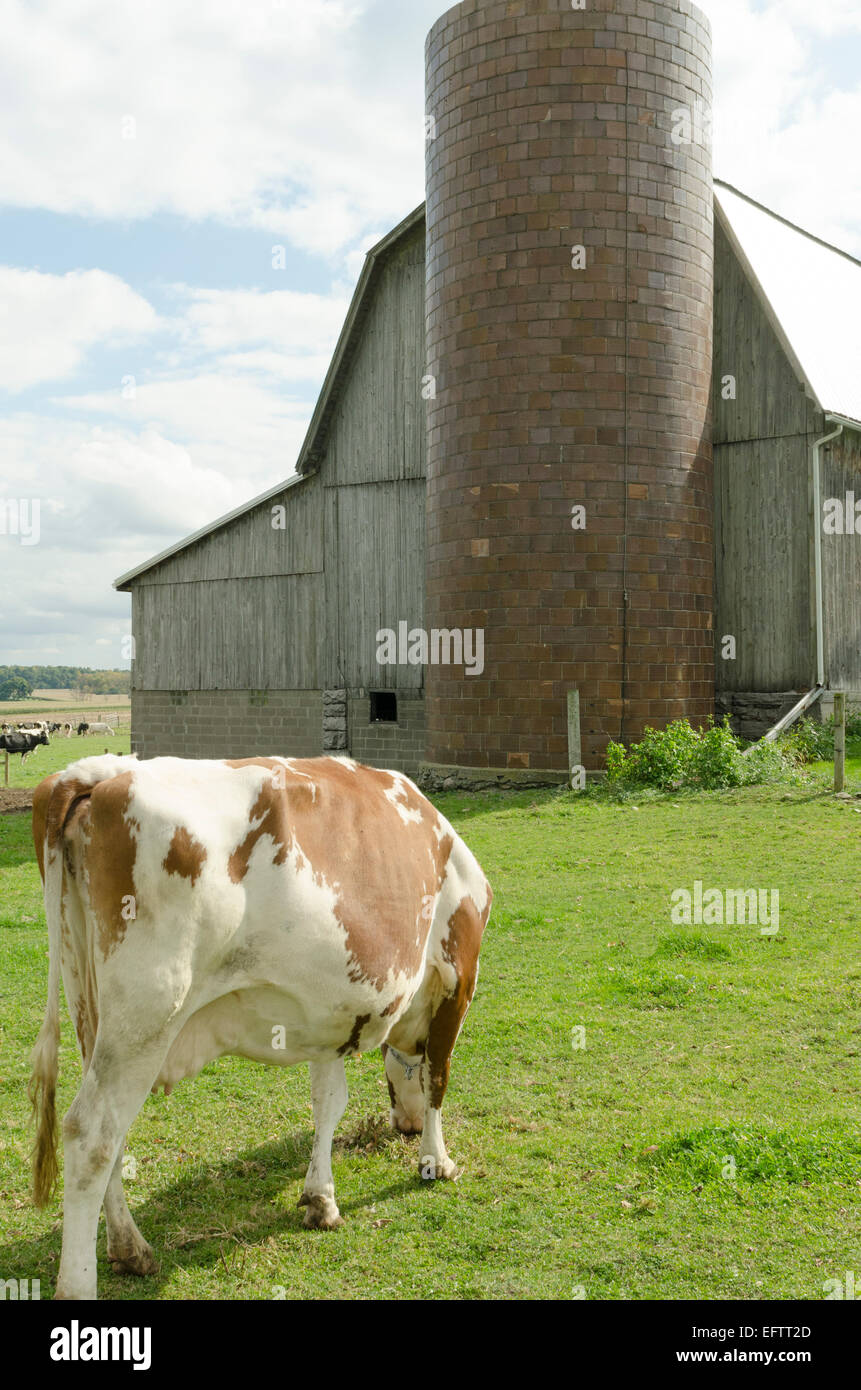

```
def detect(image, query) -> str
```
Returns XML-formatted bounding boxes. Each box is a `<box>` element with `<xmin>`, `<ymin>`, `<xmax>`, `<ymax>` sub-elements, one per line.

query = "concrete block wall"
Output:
<box><xmin>131</xmin><ymin>688</ymin><xmax>427</xmax><ymax>774</ymax></box>
<box><xmin>131</xmin><ymin>690</ymin><xmax>322</xmax><ymax>761</ymax></box>
<box><xmin>347</xmin><ymin>690</ymin><xmax>426</xmax><ymax>775</ymax></box>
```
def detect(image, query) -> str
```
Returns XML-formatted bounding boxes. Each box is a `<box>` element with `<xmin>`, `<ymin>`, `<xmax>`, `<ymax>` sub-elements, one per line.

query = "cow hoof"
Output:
<box><xmin>108</xmin><ymin>1243</ymin><xmax>158</xmax><ymax>1277</ymax></box>
<box><xmin>298</xmin><ymin>1192</ymin><xmax>344</xmax><ymax>1230</ymax></box>
<box><xmin>419</xmin><ymin>1154</ymin><xmax>459</xmax><ymax>1182</ymax></box>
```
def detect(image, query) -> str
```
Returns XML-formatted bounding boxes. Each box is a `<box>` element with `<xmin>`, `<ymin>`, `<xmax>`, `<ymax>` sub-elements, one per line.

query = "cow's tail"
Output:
<box><xmin>28</xmin><ymin>758</ymin><xmax>135</xmax><ymax>1206</ymax></box>
<box><xmin>28</xmin><ymin>782</ymin><xmax>66</xmax><ymax>1207</ymax></box>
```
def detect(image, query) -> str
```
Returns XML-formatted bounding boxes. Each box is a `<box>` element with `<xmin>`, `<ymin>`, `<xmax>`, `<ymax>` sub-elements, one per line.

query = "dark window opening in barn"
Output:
<box><xmin>370</xmin><ymin>691</ymin><xmax>398</xmax><ymax>723</ymax></box>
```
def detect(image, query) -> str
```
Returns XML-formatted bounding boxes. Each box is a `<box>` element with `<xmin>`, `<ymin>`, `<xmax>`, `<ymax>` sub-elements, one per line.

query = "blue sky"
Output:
<box><xmin>1</xmin><ymin>0</ymin><xmax>860</xmax><ymax>669</ymax></box>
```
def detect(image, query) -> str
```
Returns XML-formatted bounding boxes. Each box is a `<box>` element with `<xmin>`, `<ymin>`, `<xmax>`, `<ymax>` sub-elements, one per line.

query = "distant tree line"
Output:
<box><xmin>0</xmin><ymin>666</ymin><xmax>131</xmax><ymax>701</ymax></box>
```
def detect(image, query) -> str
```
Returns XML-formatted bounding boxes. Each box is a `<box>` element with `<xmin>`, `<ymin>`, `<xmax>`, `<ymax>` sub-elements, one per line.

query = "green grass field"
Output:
<box><xmin>0</xmin><ymin>768</ymin><xmax>859</xmax><ymax>1300</ymax></box>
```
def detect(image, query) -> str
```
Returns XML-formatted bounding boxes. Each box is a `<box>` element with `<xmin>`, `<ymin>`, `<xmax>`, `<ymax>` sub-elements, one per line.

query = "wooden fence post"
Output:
<box><xmin>834</xmin><ymin>691</ymin><xmax>846</xmax><ymax>793</ymax></box>
<box><xmin>567</xmin><ymin>689</ymin><xmax>582</xmax><ymax>790</ymax></box>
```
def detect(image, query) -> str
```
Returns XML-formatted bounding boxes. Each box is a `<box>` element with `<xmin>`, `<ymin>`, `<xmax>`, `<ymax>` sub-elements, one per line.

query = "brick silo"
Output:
<box><xmin>424</xmin><ymin>0</ymin><xmax>715</xmax><ymax>776</ymax></box>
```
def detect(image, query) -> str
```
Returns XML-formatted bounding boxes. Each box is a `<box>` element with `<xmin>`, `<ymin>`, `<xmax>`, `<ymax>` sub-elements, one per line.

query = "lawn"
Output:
<box><xmin>0</xmin><ymin>772</ymin><xmax>859</xmax><ymax>1300</ymax></box>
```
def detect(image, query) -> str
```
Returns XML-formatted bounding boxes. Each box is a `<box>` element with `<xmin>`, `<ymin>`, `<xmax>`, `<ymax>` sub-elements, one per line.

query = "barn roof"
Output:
<box><xmin>715</xmin><ymin>179</ymin><xmax>861</xmax><ymax>429</ymax></box>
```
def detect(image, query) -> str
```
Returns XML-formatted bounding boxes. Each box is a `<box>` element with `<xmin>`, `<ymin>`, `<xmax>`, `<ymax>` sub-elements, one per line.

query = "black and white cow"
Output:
<box><xmin>0</xmin><ymin>730</ymin><xmax>49</xmax><ymax>763</ymax></box>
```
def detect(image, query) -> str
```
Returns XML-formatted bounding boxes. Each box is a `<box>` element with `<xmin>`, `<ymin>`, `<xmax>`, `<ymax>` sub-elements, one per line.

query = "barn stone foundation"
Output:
<box><xmin>417</xmin><ymin>762</ymin><xmax>571</xmax><ymax>793</ymax></box>
<box><xmin>424</xmin><ymin>0</ymin><xmax>715</xmax><ymax>774</ymax></box>
<box><xmin>715</xmin><ymin>691</ymin><xmax>817</xmax><ymax>743</ymax></box>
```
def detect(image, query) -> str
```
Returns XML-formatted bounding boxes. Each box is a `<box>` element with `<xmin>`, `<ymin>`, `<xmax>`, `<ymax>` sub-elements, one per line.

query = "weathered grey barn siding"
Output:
<box><xmin>132</xmin><ymin>573</ymin><xmax>324</xmax><ymax>691</ymax></box>
<box><xmin>822</xmin><ymin>428</ymin><xmax>861</xmax><ymax>693</ymax></box>
<box><xmin>323</xmin><ymin>226</ymin><xmax>426</xmax><ymax>488</ymax></box>
<box><xmin>315</xmin><ymin>219</ymin><xmax>427</xmax><ymax>697</ymax></box>
<box><xmin>713</xmin><ymin>215</ymin><xmax>823</xmax><ymax>697</ymax></box>
<box><xmin>130</xmin><ymin>475</ymin><xmax>324</xmax><ymax>692</ymax></box>
<box><xmin>713</xmin><ymin>436</ymin><xmax>811</xmax><ymax>690</ymax></box>
<box><xmin>323</xmin><ymin>481</ymin><xmax>425</xmax><ymax>691</ymax></box>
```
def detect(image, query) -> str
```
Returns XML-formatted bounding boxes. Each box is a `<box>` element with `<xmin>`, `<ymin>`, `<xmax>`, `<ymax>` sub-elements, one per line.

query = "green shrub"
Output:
<box><xmin>687</xmin><ymin>718</ymin><xmax>746</xmax><ymax>789</ymax></box>
<box><xmin>781</xmin><ymin>711</ymin><xmax>861</xmax><ymax>763</ymax></box>
<box><xmin>606</xmin><ymin>716</ymin><xmax>799</xmax><ymax>791</ymax></box>
<box><xmin>605</xmin><ymin>719</ymin><xmax>700</xmax><ymax>790</ymax></box>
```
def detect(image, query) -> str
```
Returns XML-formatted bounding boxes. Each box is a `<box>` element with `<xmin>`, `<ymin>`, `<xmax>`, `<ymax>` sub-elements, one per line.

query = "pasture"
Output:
<box><xmin>0</xmin><ymin>729</ymin><xmax>132</xmax><ymax>797</ymax></box>
<box><xmin>0</xmin><ymin>762</ymin><xmax>859</xmax><ymax>1300</ymax></box>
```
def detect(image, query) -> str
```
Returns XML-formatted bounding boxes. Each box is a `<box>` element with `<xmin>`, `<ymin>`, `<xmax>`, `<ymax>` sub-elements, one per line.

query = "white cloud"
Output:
<box><xmin>696</xmin><ymin>0</ymin><xmax>861</xmax><ymax>254</ymax></box>
<box><xmin>0</xmin><ymin>267</ymin><xmax>159</xmax><ymax>392</ymax></box>
<box><xmin>175</xmin><ymin>285</ymin><xmax>349</xmax><ymax>354</ymax></box>
<box><xmin>56</xmin><ymin>374</ymin><xmax>315</xmax><ymax>484</ymax></box>
<box><xmin>0</xmin><ymin>0</ymin><xmax>423</xmax><ymax>258</ymax></box>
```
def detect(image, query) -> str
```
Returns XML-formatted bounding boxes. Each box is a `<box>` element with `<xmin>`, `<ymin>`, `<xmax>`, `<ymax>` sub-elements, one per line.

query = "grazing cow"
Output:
<box><xmin>29</xmin><ymin>754</ymin><xmax>492</xmax><ymax>1301</ymax></box>
<box><xmin>77</xmin><ymin>721</ymin><xmax>115</xmax><ymax>736</ymax></box>
<box><xmin>1</xmin><ymin>730</ymin><xmax>49</xmax><ymax>763</ymax></box>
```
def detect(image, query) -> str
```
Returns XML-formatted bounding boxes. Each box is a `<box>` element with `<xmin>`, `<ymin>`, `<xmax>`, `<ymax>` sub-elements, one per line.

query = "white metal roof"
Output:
<box><xmin>715</xmin><ymin>180</ymin><xmax>861</xmax><ymax>429</ymax></box>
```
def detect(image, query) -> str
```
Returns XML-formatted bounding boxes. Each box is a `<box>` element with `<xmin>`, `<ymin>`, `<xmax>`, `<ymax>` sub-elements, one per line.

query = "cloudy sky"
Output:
<box><xmin>1</xmin><ymin>0</ymin><xmax>860</xmax><ymax>669</ymax></box>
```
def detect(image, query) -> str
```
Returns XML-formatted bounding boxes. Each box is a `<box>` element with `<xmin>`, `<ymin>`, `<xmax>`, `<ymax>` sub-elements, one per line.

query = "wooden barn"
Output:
<box><xmin>713</xmin><ymin>183</ymin><xmax>861</xmax><ymax>741</ymax></box>
<box><xmin>115</xmin><ymin>179</ymin><xmax>861</xmax><ymax>777</ymax></box>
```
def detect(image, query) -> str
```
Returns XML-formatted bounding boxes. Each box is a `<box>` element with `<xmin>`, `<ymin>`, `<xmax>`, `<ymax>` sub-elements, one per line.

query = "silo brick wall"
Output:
<box><xmin>425</xmin><ymin>0</ymin><xmax>714</xmax><ymax>771</ymax></box>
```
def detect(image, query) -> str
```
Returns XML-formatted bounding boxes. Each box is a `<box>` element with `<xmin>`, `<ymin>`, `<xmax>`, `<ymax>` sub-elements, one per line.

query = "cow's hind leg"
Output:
<box><xmin>56</xmin><ymin>1038</ymin><xmax>167</xmax><ymax>1300</ymax></box>
<box><xmin>419</xmin><ymin>898</ymin><xmax>484</xmax><ymax>1183</ymax></box>
<box><xmin>298</xmin><ymin>1057</ymin><xmax>347</xmax><ymax>1230</ymax></box>
<box><xmin>103</xmin><ymin>1144</ymin><xmax>157</xmax><ymax>1277</ymax></box>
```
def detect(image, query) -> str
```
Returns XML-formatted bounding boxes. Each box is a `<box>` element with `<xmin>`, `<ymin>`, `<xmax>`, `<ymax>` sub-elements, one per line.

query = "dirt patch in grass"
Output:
<box><xmin>0</xmin><ymin>788</ymin><xmax>33</xmax><ymax>815</ymax></box>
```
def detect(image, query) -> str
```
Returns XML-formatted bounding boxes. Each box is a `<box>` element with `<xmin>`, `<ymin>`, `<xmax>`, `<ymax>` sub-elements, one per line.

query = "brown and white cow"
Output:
<box><xmin>29</xmin><ymin>753</ymin><xmax>492</xmax><ymax>1300</ymax></box>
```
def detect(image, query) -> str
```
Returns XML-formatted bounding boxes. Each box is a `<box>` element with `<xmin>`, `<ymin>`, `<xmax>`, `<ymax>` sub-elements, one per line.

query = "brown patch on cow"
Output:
<box><xmin>426</xmin><ymin>892</ymin><xmax>491</xmax><ymax>1108</ymax></box>
<box><xmin>381</xmin><ymin>995</ymin><xmax>403</xmax><ymax>1018</ymax></box>
<box><xmin>163</xmin><ymin>826</ymin><xmax>207</xmax><ymax>885</ymax></box>
<box><xmin>338</xmin><ymin>1012</ymin><xmax>371</xmax><ymax>1057</ymax></box>
<box><xmin>223</xmin><ymin>758</ymin><xmax>455</xmax><ymax>992</ymax></box>
<box><xmin>227</xmin><ymin>780</ymin><xmax>291</xmax><ymax>884</ymax></box>
<box><xmin>84</xmin><ymin>772</ymin><xmax>140</xmax><ymax>959</ymax></box>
